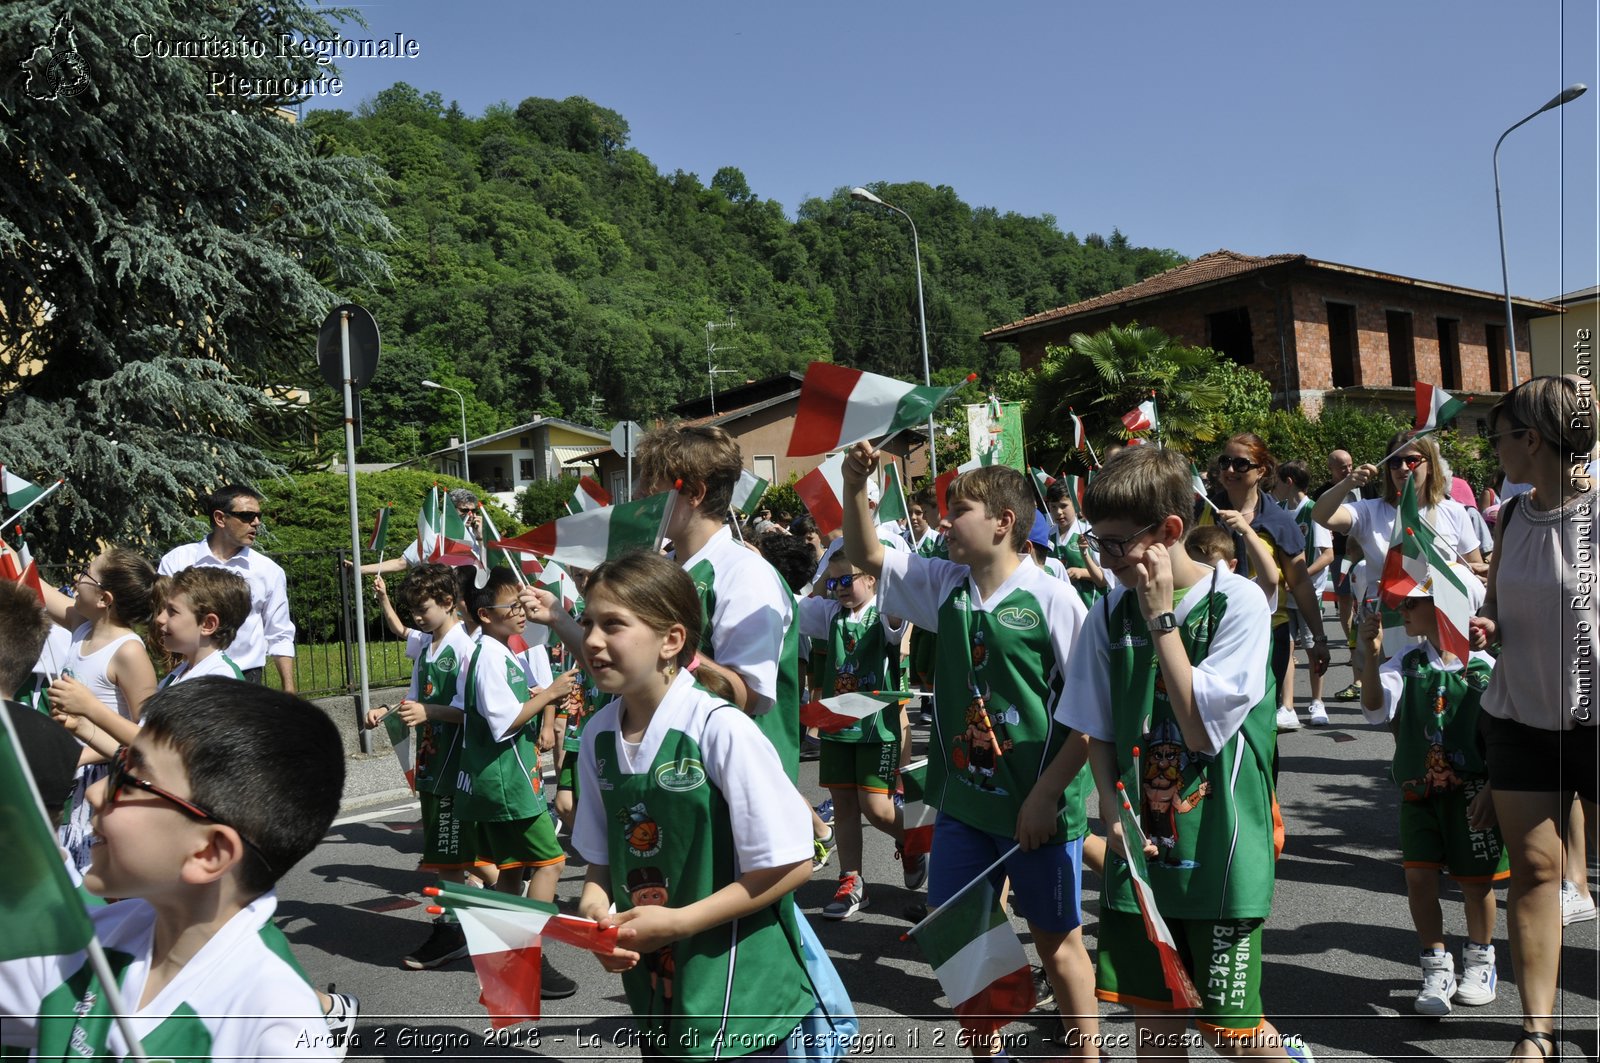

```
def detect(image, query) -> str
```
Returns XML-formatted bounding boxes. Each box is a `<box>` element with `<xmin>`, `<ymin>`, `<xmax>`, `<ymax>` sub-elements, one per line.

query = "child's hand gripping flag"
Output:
<box><xmin>490</xmin><ymin>486</ymin><xmax>678</xmax><ymax>571</ymax></box>
<box><xmin>1378</xmin><ymin>475</ymin><xmax>1477</xmax><ymax>661</ymax></box>
<box><xmin>799</xmin><ymin>690</ymin><xmax>909</xmax><ymax>733</ymax></box>
<box><xmin>1113</xmin><ymin>780</ymin><xmax>1203</xmax><ymax>1009</ymax></box>
<box><xmin>788</xmin><ymin>362</ymin><xmax>972</xmax><ymax>456</ymax></box>
<box><xmin>425</xmin><ymin>882</ymin><xmax>620</xmax><ymax>1028</ymax></box>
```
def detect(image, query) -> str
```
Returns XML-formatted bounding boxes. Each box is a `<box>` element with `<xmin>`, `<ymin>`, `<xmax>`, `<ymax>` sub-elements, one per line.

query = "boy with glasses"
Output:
<box><xmin>0</xmin><ymin>678</ymin><xmax>344</xmax><ymax>1060</ymax></box>
<box><xmin>1035</xmin><ymin>446</ymin><xmax>1314</xmax><ymax>1060</ymax></box>
<box><xmin>158</xmin><ymin>485</ymin><xmax>296</xmax><ymax>690</ymax></box>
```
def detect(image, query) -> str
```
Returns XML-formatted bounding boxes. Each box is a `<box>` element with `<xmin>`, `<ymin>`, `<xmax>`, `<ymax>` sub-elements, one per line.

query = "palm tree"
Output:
<box><xmin>1025</xmin><ymin>323</ymin><xmax>1231</xmax><ymax>470</ymax></box>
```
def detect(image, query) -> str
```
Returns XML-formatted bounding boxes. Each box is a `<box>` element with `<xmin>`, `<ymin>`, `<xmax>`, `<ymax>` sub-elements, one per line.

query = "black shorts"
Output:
<box><xmin>1482</xmin><ymin>712</ymin><xmax>1600</xmax><ymax>802</ymax></box>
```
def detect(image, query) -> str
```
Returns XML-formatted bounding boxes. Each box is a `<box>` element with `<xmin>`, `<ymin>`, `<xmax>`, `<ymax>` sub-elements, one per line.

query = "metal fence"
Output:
<box><xmin>40</xmin><ymin>549</ymin><xmax>415</xmax><ymax>699</ymax></box>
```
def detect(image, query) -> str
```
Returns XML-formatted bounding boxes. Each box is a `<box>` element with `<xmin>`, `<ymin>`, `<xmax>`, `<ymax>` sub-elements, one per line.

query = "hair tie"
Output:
<box><xmin>686</xmin><ymin>654</ymin><xmax>701</xmax><ymax>674</ymax></box>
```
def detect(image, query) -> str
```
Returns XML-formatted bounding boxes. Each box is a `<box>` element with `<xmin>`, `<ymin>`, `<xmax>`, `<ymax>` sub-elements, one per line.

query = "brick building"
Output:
<box><xmin>982</xmin><ymin>250</ymin><xmax>1561</xmax><ymax>427</ymax></box>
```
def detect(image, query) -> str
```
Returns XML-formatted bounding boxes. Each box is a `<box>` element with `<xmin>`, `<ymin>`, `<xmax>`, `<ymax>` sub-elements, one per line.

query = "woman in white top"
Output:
<box><xmin>1311</xmin><ymin>431</ymin><xmax>1484</xmax><ymax>661</ymax></box>
<box><xmin>1469</xmin><ymin>376</ymin><xmax>1598</xmax><ymax>1063</ymax></box>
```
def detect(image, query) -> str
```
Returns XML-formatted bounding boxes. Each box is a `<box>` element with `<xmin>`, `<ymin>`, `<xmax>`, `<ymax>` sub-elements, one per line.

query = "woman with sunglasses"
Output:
<box><xmin>1206</xmin><ymin>433</ymin><xmax>1330</xmax><ymax>727</ymax></box>
<box><xmin>1311</xmin><ymin>431</ymin><xmax>1484</xmax><ymax>668</ymax></box>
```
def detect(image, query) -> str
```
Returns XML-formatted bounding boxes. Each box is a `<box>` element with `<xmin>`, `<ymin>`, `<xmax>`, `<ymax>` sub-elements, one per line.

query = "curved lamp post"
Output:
<box><xmin>1494</xmin><ymin>83</ymin><xmax>1587</xmax><ymax>386</ymax></box>
<box><xmin>851</xmin><ymin>186</ymin><xmax>937</xmax><ymax>476</ymax></box>
<box><xmin>422</xmin><ymin>379</ymin><xmax>470</xmax><ymax>484</ymax></box>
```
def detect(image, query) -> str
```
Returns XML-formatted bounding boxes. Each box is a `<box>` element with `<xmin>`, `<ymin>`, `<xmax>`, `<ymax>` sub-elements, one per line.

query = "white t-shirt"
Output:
<box><xmin>465</xmin><ymin>636</ymin><xmax>530</xmax><ymax>743</ymax></box>
<box><xmin>404</xmin><ymin>627</ymin><xmax>431</xmax><ymax>660</ymax></box>
<box><xmin>797</xmin><ymin>594</ymin><xmax>907</xmax><ymax>644</ymax></box>
<box><xmin>1340</xmin><ymin>496</ymin><xmax>1483</xmax><ymax>600</ymax></box>
<box><xmin>1054</xmin><ymin>564</ymin><xmax>1271</xmax><ymax>757</ymax></box>
<box><xmin>571</xmin><ymin>670</ymin><xmax>811</xmax><ymax>874</ymax></box>
<box><xmin>678</xmin><ymin>528</ymin><xmax>793</xmax><ymax>716</ymax></box>
<box><xmin>0</xmin><ymin>893</ymin><xmax>333</xmax><ymax>1060</ymax></box>
<box><xmin>411</xmin><ymin>625</ymin><xmax>476</xmax><ymax>708</ymax></box>
<box><xmin>159</xmin><ymin>650</ymin><xmax>244</xmax><ymax>689</ymax></box>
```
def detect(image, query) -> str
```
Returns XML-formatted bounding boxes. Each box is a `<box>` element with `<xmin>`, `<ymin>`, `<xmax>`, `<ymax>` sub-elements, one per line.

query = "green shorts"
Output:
<box><xmin>475</xmin><ymin>812</ymin><xmax>565</xmax><ymax>869</ymax></box>
<box><xmin>557</xmin><ymin>755</ymin><xmax>579</xmax><ymax>794</ymax></box>
<box><xmin>819</xmin><ymin>738</ymin><xmax>900</xmax><ymax>794</ymax></box>
<box><xmin>1096</xmin><ymin>907</ymin><xmax>1268</xmax><ymax>1035</ymax></box>
<box><xmin>908</xmin><ymin>628</ymin><xmax>937</xmax><ymax>689</ymax></box>
<box><xmin>1400</xmin><ymin>778</ymin><xmax>1510</xmax><ymax>882</ymax></box>
<box><xmin>420</xmin><ymin>791</ymin><xmax>481</xmax><ymax>871</ymax></box>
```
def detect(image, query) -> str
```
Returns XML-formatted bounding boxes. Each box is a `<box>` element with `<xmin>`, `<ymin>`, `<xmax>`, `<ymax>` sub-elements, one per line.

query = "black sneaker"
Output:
<box><xmin>403</xmin><ymin>919</ymin><xmax>468</xmax><ymax>970</ymax></box>
<box><xmin>541</xmin><ymin>955</ymin><xmax>578</xmax><ymax>999</ymax></box>
<box><xmin>1031</xmin><ymin>965</ymin><xmax>1056</xmax><ymax>1012</ymax></box>
<box><xmin>323</xmin><ymin>984</ymin><xmax>360</xmax><ymax>1059</ymax></box>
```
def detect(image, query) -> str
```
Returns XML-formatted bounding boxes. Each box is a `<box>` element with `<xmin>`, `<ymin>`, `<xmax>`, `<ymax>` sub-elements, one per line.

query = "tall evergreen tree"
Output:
<box><xmin>0</xmin><ymin>2</ymin><xmax>392</xmax><ymax>559</ymax></box>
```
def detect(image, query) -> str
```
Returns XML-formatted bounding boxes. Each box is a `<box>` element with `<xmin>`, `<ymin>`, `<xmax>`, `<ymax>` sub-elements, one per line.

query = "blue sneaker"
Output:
<box><xmin>1283</xmin><ymin>1035</ymin><xmax>1315</xmax><ymax>1061</ymax></box>
<box><xmin>814</xmin><ymin>798</ymin><xmax>833</xmax><ymax>825</ymax></box>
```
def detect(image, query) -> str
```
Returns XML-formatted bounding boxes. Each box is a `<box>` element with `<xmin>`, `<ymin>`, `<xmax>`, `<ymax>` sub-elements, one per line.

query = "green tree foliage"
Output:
<box><xmin>1026</xmin><ymin>325</ymin><xmax>1265</xmax><ymax>471</ymax></box>
<box><xmin>517</xmin><ymin>478</ymin><xmax>577</xmax><ymax>527</ymax></box>
<box><xmin>0</xmin><ymin>2</ymin><xmax>393</xmax><ymax>562</ymax></box>
<box><xmin>301</xmin><ymin>94</ymin><xmax>1184</xmax><ymax>459</ymax></box>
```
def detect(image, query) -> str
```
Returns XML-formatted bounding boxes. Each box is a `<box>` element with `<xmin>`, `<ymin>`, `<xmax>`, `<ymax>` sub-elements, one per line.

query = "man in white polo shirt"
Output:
<box><xmin>159</xmin><ymin>485</ymin><xmax>297</xmax><ymax>690</ymax></box>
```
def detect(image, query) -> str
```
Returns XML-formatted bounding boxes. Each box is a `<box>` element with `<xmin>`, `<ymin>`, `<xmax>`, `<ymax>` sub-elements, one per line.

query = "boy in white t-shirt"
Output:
<box><xmin>0</xmin><ymin>678</ymin><xmax>344</xmax><ymax>1061</ymax></box>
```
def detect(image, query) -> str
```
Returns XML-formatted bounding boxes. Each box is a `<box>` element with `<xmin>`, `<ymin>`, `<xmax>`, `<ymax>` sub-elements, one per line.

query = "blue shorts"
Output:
<box><xmin>927</xmin><ymin>812</ymin><xmax>1084</xmax><ymax>934</ymax></box>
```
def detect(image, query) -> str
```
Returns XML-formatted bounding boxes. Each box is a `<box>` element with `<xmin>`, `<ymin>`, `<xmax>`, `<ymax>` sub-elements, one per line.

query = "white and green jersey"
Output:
<box><xmin>1054</xmin><ymin>520</ymin><xmax>1102</xmax><ymax>609</ymax></box>
<box><xmin>1056</xmin><ymin>565</ymin><xmax>1278</xmax><ymax>919</ymax></box>
<box><xmin>910</xmin><ymin>528</ymin><xmax>944</xmax><ymax>558</ymax></box>
<box><xmin>1370</xmin><ymin>644</ymin><xmax>1496</xmax><ymax>800</ymax></box>
<box><xmin>157</xmin><ymin>650</ymin><xmax>244</xmax><ymax>691</ymax></box>
<box><xmin>879</xmin><ymin>550</ymin><xmax>1090</xmax><ymax>843</ymax></box>
<box><xmin>0</xmin><ymin>893</ymin><xmax>334</xmax><ymax>1060</ymax></box>
<box><xmin>680</xmin><ymin>528</ymin><xmax>801</xmax><ymax>782</ymax></box>
<box><xmin>411</xmin><ymin>624</ymin><xmax>475</xmax><ymax>796</ymax></box>
<box><xmin>571</xmin><ymin>671</ymin><xmax>813</xmax><ymax>1057</ymax></box>
<box><xmin>797</xmin><ymin>596</ymin><xmax>905</xmax><ymax>743</ymax></box>
<box><xmin>458</xmin><ymin>637</ymin><xmax>546</xmax><ymax>822</ymax></box>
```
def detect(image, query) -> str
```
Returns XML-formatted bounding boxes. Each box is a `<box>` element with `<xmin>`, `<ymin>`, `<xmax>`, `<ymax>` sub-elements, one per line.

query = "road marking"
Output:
<box><xmin>333</xmin><ymin>800</ymin><xmax>420</xmax><ymax>827</ymax></box>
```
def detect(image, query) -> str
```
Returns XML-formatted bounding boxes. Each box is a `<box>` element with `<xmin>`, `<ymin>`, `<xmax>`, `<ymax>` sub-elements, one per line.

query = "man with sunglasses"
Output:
<box><xmin>159</xmin><ymin>485</ymin><xmax>296</xmax><ymax>691</ymax></box>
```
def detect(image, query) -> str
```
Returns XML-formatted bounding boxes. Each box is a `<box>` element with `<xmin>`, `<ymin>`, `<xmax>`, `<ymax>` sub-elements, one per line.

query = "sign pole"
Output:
<box><xmin>340</xmin><ymin>311</ymin><xmax>375</xmax><ymax>754</ymax></box>
<box><xmin>625</xmin><ymin>422</ymin><xmax>633</xmax><ymax>503</ymax></box>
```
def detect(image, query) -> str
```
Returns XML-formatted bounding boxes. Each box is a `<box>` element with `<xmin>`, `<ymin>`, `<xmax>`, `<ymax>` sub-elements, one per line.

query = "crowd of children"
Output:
<box><xmin>3</xmin><ymin>373</ymin><xmax>1594</xmax><ymax>1062</ymax></box>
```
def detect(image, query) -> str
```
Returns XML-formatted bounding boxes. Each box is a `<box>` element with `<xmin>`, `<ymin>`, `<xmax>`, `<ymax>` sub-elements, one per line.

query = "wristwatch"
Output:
<box><xmin>1151</xmin><ymin>611</ymin><xmax>1179</xmax><ymax>633</ymax></box>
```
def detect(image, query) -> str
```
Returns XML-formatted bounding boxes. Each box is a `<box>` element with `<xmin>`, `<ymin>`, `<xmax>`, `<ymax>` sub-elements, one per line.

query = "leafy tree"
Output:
<box><xmin>0</xmin><ymin>1</ymin><xmax>393</xmax><ymax>562</ymax></box>
<box><xmin>517</xmin><ymin>478</ymin><xmax>578</xmax><ymax>527</ymax></box>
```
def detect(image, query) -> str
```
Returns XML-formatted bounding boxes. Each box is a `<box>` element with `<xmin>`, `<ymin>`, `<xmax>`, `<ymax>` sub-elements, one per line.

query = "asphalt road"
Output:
<box><xmin>280</xmin><ymin>637</ymin><xmax>1599</xmax><ymax>1061</ymax></box>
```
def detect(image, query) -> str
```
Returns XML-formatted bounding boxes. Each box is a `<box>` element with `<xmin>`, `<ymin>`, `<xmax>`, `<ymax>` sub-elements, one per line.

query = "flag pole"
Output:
<box><xmin>1150</xmin><ymin>390</ymin><xmax>1162</xmax><ymax>449</ymax></box>
<box><xmin>901</xmin><ymin>841</ymin><xmax>1022</xmax><ymax>941</ymax></box>
<box><xmin>0</xmin><ymin>479</ymin><xmax>64</xmax><ymax>535</ymax></box>
<box><xmin>727</xmin><ymin>505</ymin><xmax>745</xmax><ymax>543</ymax></box>
<box><xmin>480</xmin><ymin>511</ymin><xmax>530</xmax><ymax>587</ymax></box>
<box><xmin>653</xmin><ymin>481</ymin><xmax>683</xmax><ymax>554</ymax></box>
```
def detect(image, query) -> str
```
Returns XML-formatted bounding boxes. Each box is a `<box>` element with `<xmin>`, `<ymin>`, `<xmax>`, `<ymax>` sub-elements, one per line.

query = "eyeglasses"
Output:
<box><xmin>226</xmin><ymin>510</ymin><xmax>263</xmax><ymax>524</ymax></box>
<box><xmin>1082</xmin><ymin>522</ymin><xmax>1158</xmax><ymax>559</ymax></box>
<box><xmin>1386</xmin><ymin>455</ymin><xmax>1427</xmax><ymax>471</ymax></box>
<box><xmin>75</xmin><ymin>571</ymin><xmax>102</xmax><ymax>588</ymax></box>
<box><xmin>824</xmin><ymin>574</ymin><xmax>859</xmax><ymax>592</ymax></box>
<box><xmin>483</xmin><ymin>600</ymin><xmax>526</xmax><ymax>614</ymax></box>
<box><xmin>1399</xmin><ymin>597</ymin><xmax>1427</xmax><ymax>610</ymax></box>
<box><xmin>1215</xmin><ymin>456</ymin><xmax>1261</xmax><ymax>473</ymax></box>
<box><xmin>106</xmin><ymin>746</ymin><xmax>274</xmax><ymax>875</ymax></box>
<box><xmin>456</xmin><ymin>507</ymin><xmax>480</xmax><ymax>517</ymax></box>
<box><xmin>1485</xmin><ymin>427</ymin><xmax>1529</xmax><ymax>445</ymax></box>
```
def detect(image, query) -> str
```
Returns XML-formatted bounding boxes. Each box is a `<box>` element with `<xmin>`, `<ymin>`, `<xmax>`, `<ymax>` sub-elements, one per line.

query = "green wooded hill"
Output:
<box><xmin>308</xmin><ymin>86</ymin><xmax>1186</xmax><ymax>462</ymax></box>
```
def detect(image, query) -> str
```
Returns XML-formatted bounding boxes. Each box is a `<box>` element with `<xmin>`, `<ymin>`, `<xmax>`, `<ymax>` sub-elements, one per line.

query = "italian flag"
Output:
<box><xmin>489</xmin><ymin>487</ymin><xmax>677</xmax><ymax>570</ymax></box>
<box><xmin>1028</xmin><ymin>467</ymin><xmax>1056</xmax><ymax>510</ymax></box>
<box><xmin>909</xmin><ymin>876</ymin><xmax>1035</xmax><ymax>1035</ymax></box>
<box><xmin>0</xmin><ymin>531</ymin><xmax>43</xmax><ymax>604</ymax></box>
<box><xmin>419</xmin><ymin>486</ymin><xmax>477</xmax><ymax>567</ymax></box>
<box><xmin>899</xmin><ymin>759</ymin><xmax>936</xmax><ymax>858</ymax></box>
<box><xmin>799</xmin><ymin>690</ymin><xmax>908</xmax><ymax>732</ymax></box>
<box><xmin>1414</xmin><ymin>382</ymin><xmax>1468</xmax><ymax>433</ymax></box>
<box><xmin>1378</xmin><ymin>476</ymin><xmax>1475</xmax><ymax>661</ymax></box>
<box><xmin>565</xmin><ymin>477</ymin><xmax>612</xmax><ymax>516</ymax></box>
<box><xmin>1064</xmin><ymin>473</ymin><xmax>1088</xmax><ymax>511</ymax></box>
<box><xmin>795</xmin><ymin>453</ymin><xmax>847</xmax><ymax>536</ymax></box>
<box><xmin>1121</xmin><ymin>398</ymin><xmax>1158</xmax><ymax>435</ymax></box>
<box><xmin>1069</xmin><ymin>409</ymin><xmax>1087</xmax><ymax>451</ymax></box>
<box><xmin>731</xmin><ymin>469</ymin><xmax>770</xmax><ymax>516</ymax></box>
<box><xmin>788</xmin><ymin>362</ymin><xmax>969</xmax><ymax>456</ymax></box>
<box><xmin>1114</xmin><ymin>783</ymin><xmax>1203</xmax><ymax>1008</ymax></box>
<box><xmin>383</xmin><ymin>712</ymin><xmax>416</xmax><ymax>791</ymax></box>
<box><xmin>0</xmin><ymin>466</ymin><xmax>45</xmax><ymax>510</ymax></box>
<box><xmin>876</xmin><ymin>462</ymin><xmax>909</xmax><ymax>524</ymax></box>
<box><xmin>367</xmin><ymin>504</ymin><xmax>393</xmax><ymax>556</ymax></box>
<box><xmin>933</xmin><ymin>465</ymin><xmax>961</xmax><ymax>520</ymax></box>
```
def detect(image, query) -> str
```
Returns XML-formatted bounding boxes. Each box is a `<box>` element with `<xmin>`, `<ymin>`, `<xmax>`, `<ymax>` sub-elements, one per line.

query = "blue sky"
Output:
<box><xmin>314</xmin><ymin>0</ymin><xmax>1598</xmax><ymax>303</ymax></box>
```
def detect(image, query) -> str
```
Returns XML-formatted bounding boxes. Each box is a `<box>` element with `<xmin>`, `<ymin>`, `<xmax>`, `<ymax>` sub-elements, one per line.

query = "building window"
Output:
<box><xmin>610</xmin><ymin>471</ymin><xmax>626</xmax><ymax>503</ymax></box>
<box><xmin>1486</xmin><ymin>323</ymin><xmax>1507</xmax><ymax>391</ymax></box>
<box><xmin>519</xmin><ymin>458</ymin><xmax>534</xmax><ymax>481</ymax></box>
<box><xmin>754</xmin><ymin>455</ymin><xmax>778</xmax><ymax>485</ymax></box>
<box><xmin>1205</xmin><ymin>307</ymin><xmax>1255</xmax><ymax>364</ymax></box>
<box><xmin>1385</xmin><ymin>310</ymin><xmax>1414</xmax><ymax>387</ymax></box>
<box><xmin>1437</xmin><ymin>318</ymin><xmax>1461</xmax><ymax>390</ymax></box>
<box><xmin>1327</xmin><ymin>302</ymin><xmax>1359</xmax><ymax>388</ymax></box>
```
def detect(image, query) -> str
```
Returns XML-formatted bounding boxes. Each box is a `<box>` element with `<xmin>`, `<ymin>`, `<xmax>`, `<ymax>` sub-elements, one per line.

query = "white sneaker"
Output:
<box><xmin>1455</xmin><ymin>943</ymin><xmax>1497</xmax><ymax>1005</ymax></box>
<box><xmin>1562</xmin><ymin>880</ymin><xmax>1597</xmax><ymax>925</ymax></box>
<box><xmin>1307</xmin><ymin>700</ymin><xmax>1330</xmax><ymax>726</ymax></box>
<box><xmin>1276</xmin><ymin>706</ymin><xmax>1302</xmax><ymax>731</ymax></box>
<box><xmin>1414</xmin><ymin>951</ymin><xmax>1456</xmax><ymax>1016</ymax></box>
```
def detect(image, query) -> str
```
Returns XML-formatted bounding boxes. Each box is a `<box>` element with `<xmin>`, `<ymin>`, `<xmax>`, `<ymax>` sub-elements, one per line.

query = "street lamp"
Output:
<box><xmin>421</xmin><ymin>379</ymin><xmax>470</xmax><ymax>484</ymax></box>
<box><xmin>852</xmin><ymin>185</ymin><xmax>937</xmax><ymax>476</ymax></box>
<box><xmin>1494</xmin><ymin>82</ymin><xmax>1587</xmax><ymax>387</ymax></box>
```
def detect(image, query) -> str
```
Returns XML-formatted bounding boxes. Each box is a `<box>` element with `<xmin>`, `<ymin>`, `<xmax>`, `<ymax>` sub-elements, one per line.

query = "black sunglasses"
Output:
<box><xmin>1215</xmin><ymin>456</ymin><xmax>1260</xmax><ymax>473</ymax></box>
<box><xmin>824</xmin><ymin>574</ymin><xmax>860</xmax><ymax>592</ymax></box>
<box><xmin>107</xmin><ymin>746</ymin><xmax>274</xmax><ymax>875</ymax></box>
<box><xmin>1386</xmin><ymin>455</ymin><xmax>1427</xmax><ymax>471</ymax></box>
<box><xmin>1082</xmin><ymin>522</ymin><xmax>1158</xmax><ymax>559</ymax></box>
<box><xmin>225</xmin><ymin>510</ymin><xmax>263</xmax><ymax>524</ymax></box>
